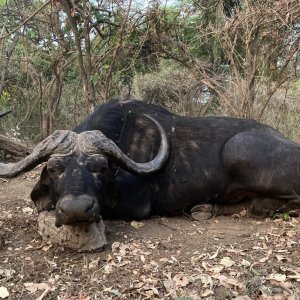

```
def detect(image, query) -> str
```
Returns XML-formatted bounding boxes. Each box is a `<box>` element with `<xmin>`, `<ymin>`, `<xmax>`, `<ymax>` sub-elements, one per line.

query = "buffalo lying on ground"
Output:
<box><xmin>1</xmin><ymin>100</ymin><xmax>300</xmax><ymax>226</ymax></box>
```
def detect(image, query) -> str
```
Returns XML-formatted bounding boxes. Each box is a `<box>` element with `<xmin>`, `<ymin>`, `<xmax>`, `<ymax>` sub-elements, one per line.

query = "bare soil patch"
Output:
<box><xmin>0</xmin><ymin>167</ymin><xmax>300</xmax><ymax>299</ymax></box>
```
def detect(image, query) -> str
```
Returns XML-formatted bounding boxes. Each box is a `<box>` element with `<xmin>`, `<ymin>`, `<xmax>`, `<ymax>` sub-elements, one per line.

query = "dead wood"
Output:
<box><xmin>0</xmin><ymin>134</ymin><xmax>32</xmax><ymax>158</ymax></box>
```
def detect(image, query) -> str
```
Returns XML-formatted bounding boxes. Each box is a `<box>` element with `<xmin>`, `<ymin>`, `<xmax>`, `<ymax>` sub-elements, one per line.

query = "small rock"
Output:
<box><xmin>38</xmin><ymin>211</ymin><xmax>107</xmax><ymax>251</ymax></box>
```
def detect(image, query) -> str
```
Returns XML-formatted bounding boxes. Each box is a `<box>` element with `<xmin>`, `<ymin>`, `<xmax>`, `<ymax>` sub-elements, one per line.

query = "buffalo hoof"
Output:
<box><xmin>191</xmin><ymin>204</ymin><xmax>214</xmax><ymax>221</ymax></box>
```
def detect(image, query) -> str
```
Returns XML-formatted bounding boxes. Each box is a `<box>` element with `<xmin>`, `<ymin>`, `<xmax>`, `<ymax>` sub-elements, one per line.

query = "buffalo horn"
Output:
<box><xmin>0</xmin><ymin>115</ymin><xmax>169</xmax><ymax>177</ymax></box>
<box><xmin>79</xmin><ymin>114</ymin><xmax>170</xmax><ymax>175</ymax></box>
<box><xmin>0</xmin><ymin>130</ymin><xmax>76</xmax><ymax>177</ymax></box>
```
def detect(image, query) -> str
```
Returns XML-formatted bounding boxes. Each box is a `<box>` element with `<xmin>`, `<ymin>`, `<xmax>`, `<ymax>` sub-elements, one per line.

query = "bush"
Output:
<box><xmin>132</xmin><ymin>63</ymin><xmax>218</xmax><ymax>116</ymax></box>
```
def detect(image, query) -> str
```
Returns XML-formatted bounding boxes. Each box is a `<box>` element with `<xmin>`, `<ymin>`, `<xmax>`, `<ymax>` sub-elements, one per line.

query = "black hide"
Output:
<box><xmin>31</xmin><ymin>100</ymin><xmax>300</xmax><ymax>225</ymax></box>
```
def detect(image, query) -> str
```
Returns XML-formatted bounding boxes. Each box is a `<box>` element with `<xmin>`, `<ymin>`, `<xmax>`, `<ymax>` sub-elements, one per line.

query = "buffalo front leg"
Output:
<box><xmin>191</xmin><ymin>202</ymin><xmax>247</xmax><ymax>221</ymax></box>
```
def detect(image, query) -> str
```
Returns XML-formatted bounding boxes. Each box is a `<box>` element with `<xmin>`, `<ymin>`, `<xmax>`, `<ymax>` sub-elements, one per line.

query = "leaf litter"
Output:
<box><xmin>1</xmin><ymin>174</ymin><xmax>300</xmax><ymax>299</ymax></box>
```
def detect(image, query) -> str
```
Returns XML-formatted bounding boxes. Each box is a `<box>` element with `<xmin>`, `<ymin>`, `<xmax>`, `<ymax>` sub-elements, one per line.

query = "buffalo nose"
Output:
<box><xmin>55</xmin><ymin>195</ymin><xmax>99</xmax><ymax>226</ymax></box>
<box><xmin>58</xmin><ymin>200</ymin><xmax>94</xmax><ymax>214</ymax></box>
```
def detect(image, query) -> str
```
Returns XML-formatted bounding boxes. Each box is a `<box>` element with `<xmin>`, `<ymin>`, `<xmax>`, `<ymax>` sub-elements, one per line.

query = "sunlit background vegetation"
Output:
<box><xmin>0</xmin><ymin>0</ymin><xmax>299</xmax><ymax>142</ymax></box>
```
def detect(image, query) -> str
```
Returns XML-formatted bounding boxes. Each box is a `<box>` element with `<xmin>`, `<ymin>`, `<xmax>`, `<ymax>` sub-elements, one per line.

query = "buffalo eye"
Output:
<box><xmin>47</xmin><ymin>158</ymin><xmax>65</xmax><ymax>178</ymax></box>
<box><xmin>85</xmin><ymin>155</ymin><xmax>108</xmax><ymax>176</ymax></box>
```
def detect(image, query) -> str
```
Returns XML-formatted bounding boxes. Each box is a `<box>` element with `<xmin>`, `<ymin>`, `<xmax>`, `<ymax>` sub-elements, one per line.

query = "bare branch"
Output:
<box><xmin>0</xmin><ymin>0</ymin><xmax>52</xmax><ymax>41</ymax></box>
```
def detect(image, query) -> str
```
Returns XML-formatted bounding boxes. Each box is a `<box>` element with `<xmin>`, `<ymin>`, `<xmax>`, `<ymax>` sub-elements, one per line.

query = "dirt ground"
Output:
<box><xmin>0</xmin><ymin>167</ymin><xmax>300</xmax><ymax>300</ymax></box>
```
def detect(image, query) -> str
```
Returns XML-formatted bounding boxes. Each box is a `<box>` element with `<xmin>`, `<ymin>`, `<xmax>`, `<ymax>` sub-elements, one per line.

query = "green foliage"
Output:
<box><xmin>31</xmin><ymin>55</ymin><xmax>52</xmax><ymax>77</ymax></box>
<box><xmin>0</xmin><ymin>91</ymin><xmax>12</xmax><ymax>109</ymax></box>
<box><xmin>0</xmin><ymin>0</ymin><xmax>299</xmax><ymax>141</ymax></box>
<box><xmin>26</xmin><ymin>28</ymin><xmax>39</xmax><ymax>41</ymax></box>
<box><xmin>283</xmin><ymin>212</ymin><xmax>290</xmax><ymax>221</ymax></box>
<box><xmin>186</xmin><ymin>16</ymin><xmax>224</xmax><ymax>65</ymax></box>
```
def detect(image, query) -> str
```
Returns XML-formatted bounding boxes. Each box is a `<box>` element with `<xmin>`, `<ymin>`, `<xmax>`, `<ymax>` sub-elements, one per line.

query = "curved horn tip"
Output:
<box><xmin>0</xmin><ymin>130</ymin><xmax>76</xmax><ymax>178</ymax></box>
<box><xmin>95</xmin><ymin>114</ymin><xmax>170</xmax><ymax>175</ymax></box>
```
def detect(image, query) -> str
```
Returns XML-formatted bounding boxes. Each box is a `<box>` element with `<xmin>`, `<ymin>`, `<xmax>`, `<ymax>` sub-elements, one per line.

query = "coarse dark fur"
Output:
<box><xmin>31</xmin><ymin>100</ymin><xmax>300</xmax><ymax>225</ymax></box>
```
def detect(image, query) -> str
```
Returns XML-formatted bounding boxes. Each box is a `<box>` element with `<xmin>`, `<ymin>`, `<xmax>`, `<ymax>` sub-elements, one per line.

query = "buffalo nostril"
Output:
<box><xmin>58</xmin><ymin>207</ymin><xmax>65</xmax><ymax>214</ymax></box>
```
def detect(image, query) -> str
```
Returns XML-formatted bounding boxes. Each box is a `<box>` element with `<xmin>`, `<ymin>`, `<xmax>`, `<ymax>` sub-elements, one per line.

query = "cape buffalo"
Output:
<box><xmin>1</xmin><ymin>100</ymin><xmax>300</xmax><ymax>226</ymax></box>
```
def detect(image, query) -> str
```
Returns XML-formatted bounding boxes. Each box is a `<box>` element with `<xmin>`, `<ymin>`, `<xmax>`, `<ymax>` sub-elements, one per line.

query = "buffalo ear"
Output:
<box><xmin>104</xmin><ymin>181</ymin><xmax>120</xmax><ymax>209</ymax></box>
<box><xmin>30</xmin><ymin>166</ymin><xmax>55</xmax><ymax>212</ymax></box>
<box><xmin>103</xmin><ymin>167</ymin><xmax>120</xmax><ymax>209</ymax></box>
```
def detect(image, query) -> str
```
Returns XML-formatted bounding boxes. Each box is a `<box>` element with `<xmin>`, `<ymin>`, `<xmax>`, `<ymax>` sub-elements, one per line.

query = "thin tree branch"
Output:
<box><xmin>0</xmin><ymin>0</ymin><xmax>52</xmax><ymax>41</ymax></box>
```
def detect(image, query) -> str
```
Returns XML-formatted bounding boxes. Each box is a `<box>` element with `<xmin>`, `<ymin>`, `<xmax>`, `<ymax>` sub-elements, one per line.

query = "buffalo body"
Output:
<box><xmin>2</xmin><ymin>100</ymin><xmax>300</xmax><ymax>225</ymax></box>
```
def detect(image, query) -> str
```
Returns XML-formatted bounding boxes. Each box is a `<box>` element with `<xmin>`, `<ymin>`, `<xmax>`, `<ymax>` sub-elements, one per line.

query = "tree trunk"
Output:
<box><xmin>41</xmin><ymin>111</ymin><xmax>49</xmax><ymax>139</ymax></box>
<box><xmin>59</xmin><ymin>0</ymin><xmax>96</xmax><ymax>112</ymax></box>
<box><xmin>0</xmin><ymin>31</ymin><xmax>20</xmax><ymax>96</ymax></box>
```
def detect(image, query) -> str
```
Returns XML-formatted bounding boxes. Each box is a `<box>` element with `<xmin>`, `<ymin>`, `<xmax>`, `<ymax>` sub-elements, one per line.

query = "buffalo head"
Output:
<box><xmin>0</xmin><ymin>115</ymin><xmax>169</xmax><ymax>226</ymax></box>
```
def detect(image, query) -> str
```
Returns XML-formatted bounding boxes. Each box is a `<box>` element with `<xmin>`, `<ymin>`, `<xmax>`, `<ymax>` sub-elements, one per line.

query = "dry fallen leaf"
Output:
<box><xmin>24</xmin><ymin>282</ymin><xmax>52</xmax><ymax>293</ymax></box>
<box><xmin>173</xmin><ymin>274</ymin><xmax>189</xmax><ymax>287</ymax></box>
<box><xmin>275</xmin><ymin>254</ymin><xmax>286</xmax><ymax>261</ymax></box>
<box><xmin>41</xmin><ymin>244</ymin><xmax>52</xmax><ymax>251</ymax></box>
<box><xmin>287</xmin><ymin>273</ymin><xmax>300</xmax><ymax>282</ymax></box>
<box><xmin>106</xmin><ymin>254</ymin><xmax>113</xmax><ymax>262</ymax></box>
<box><xmin>200</xmin><ymin>289</ymin><xmax>214</xmax><ymax>297</ymax></box>
<box><xmin>259</xmin><ymin>249</ymin><xmax>272</xmax><ymax>263</ymax></box>
<box><xmin>270</xmin><ymin>280</ymin><xmax>293</xmax><ymax>294</ymax></box>
<box><xmin>241</xmin><ymin>259</ymin><xmax>251</xmax><ymax>267</ymax></box>
<box><xmin>0</xmin><ymin>287</ymin><xmax>9</xmax><ymax>299</ymax></box>
<box><xmin>36</xmin><ymin>288</ymin><xmax>51</xmax><ymax>300</ymax></box>
<box><xmin>104</xmin><ymin>287</ymin><xmax>122</xmax><ymax>297</ymax></box>
<box><xmin>220</xmin><ymin>256</ymin><xmax>235</xmax><ymax>268</ymax></box>
<box><xmin>208</xmin><ymin>247</ymin><xmax>220</xmax><ymax>259</ymax></box>
<box><xmin>267</xmin><ymin>274</ymin><xmax>287</xmax><ymax>282</ymax></box>
<box><xmin>22</xmin><ymin>207</ymin><xmax>33</xmax><ymax>214</ymax></box>
<box><xmin>0</xmin><ymin>269</ymin><xmax>15</xmax><ymax>279</ymax></box>
<box><xmin>160</xmin><ymin>257</ymin><xmax>169</xmax><ymax>262</ymax></box>
<box><xmin>131</xmin><ymin>221</ymin><xmax>145</xmax><ymax>228</ymax></box>
<box><xmin>88</xmin><ymin>258</ymin><xmax>99</xmax><ymax>269</ymax></box>
<box><xmin>202</xmin><ymin>261</ymin><xmax>224</xmax><ymax>274</ymax></box>
<box><xmin>260</xmin><ymin>295</ymin><xmax>286</xmax><ymax>300</ymax></box>
<box><xmin>103</xmin><ymin>264</ymin><xmax>114</xmax><ymax>274</ymax></box>
<box><xmin>226</xmin><ymin>248</ymin><xmax>246</xmax><ymax>255</ymax></box>
<box><xmin>163</xmin><ymin>279</ymin><xmax>174</xmax><ymax>293</ymax></box>
<box><xmin>212</xmin><ymin>274</ymin><xmax>244</xmax><ymax>289</ymax></box>
<box><xmin>196</xmin><ymin>274</ymin><xmax>213</xmax><ymax>288</ymax></box>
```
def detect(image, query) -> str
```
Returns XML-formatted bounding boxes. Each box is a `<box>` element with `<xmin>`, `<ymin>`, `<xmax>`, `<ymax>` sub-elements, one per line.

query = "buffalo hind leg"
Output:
<box><xmin>248</xmin><ymin>197</ymin><xmax>300</xmax><ymax>219</ymax></box>
<box><xmin>191</xmin><ymin>203</ymin><xmax>247</xmax><ymax>221</ymax></box>
<box><xmin>191</xmin><ymin>197</ymin><xmax>300</xmax><ymax>220</ymax></box>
